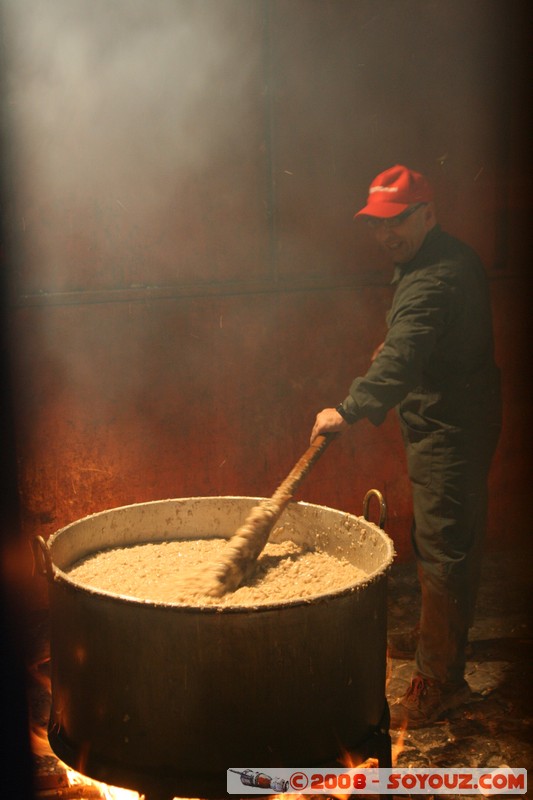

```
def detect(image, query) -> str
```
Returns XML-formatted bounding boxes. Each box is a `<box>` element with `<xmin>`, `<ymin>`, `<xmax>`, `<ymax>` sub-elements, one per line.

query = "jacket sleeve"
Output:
<box><xmin>341</xmin><ymin>270</ymin><xmax>455</xmax><ymax>426</ymax></box>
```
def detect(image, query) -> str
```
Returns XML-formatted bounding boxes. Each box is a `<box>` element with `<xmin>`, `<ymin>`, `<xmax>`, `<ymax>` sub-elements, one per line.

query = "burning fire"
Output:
<box><xmin>391</xmin><ymin>718</ymin><xmax>408</xmax><ymax>764</ymax></box>
<box><xmin>64</xmin><ymin>768</ymin><xmax>144</xmax><ymax>800</ymax></box>
<box><xmin>28</xmin><ymin>654</ymin><xmax>198</xmax><ymax>800</ymax></box>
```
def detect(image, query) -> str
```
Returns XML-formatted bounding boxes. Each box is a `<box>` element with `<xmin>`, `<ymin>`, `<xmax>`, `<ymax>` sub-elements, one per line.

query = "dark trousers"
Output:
<box><xmin>401</xmin><ymin>415</ymin><xmax>501</xmax><ymax>685</ymax></box>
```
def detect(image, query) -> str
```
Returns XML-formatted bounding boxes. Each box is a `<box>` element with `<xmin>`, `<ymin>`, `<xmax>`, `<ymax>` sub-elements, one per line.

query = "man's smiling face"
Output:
<box><xmin>368</xmin><ymin>203</ymin><xmax>436</xmax><ymax>265</ymax></box>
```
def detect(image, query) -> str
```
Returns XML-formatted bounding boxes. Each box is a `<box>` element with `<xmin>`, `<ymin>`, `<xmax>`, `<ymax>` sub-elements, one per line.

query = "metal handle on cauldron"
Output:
<box><xmin>32</xmin><ymin>535</ymin><xmax>55</xmax><ymax>582</ymax></box>
<box><xmin>363</xmin><ymin>489</ymin><xmax>387</xmax><ymax>529</ymax></box>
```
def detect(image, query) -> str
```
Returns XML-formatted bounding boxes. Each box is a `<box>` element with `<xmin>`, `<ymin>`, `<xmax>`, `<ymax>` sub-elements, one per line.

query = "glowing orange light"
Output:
<box><xmin>28</xmin><ymin>656</ymin><xmax>203</xmax><ymax>800</ymax></box>
<box><xmin>391</xmin><ymin>718</ymin><xmax>408</xmax><ymax>765</ymax></box>
<box><xmin>65</xmin><ymin>767</ymin><xmax>144</xmax><ymax>799</ymax></box>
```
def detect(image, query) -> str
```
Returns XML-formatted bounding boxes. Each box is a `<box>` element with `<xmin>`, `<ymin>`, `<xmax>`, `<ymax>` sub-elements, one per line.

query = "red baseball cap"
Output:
<box><xmin>354</xmin><ymin>165</ymin><xmax>433</xmax><ymax>219</ymax></box>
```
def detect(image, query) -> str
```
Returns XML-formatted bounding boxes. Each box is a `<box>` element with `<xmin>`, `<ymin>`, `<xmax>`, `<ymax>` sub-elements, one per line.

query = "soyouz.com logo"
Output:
<box><xmin>227</xmin><ymin>767</ymin><xmax>527</xmax><ymax>795</ymax></box>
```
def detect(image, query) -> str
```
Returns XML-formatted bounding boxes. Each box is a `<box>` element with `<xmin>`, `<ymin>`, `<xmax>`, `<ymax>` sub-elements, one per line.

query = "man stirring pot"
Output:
<box><xmin>311</xmin><ymin>165</ymin><xmax>501</xmax><ymax>727</ymax></box>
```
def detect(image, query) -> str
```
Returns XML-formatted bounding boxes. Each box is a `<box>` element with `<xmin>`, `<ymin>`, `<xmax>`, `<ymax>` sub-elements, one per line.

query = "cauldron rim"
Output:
<box><xmin>46</xmin><ymin>495</ymin><xmax>395</xmax><ymax>613</ymax></box>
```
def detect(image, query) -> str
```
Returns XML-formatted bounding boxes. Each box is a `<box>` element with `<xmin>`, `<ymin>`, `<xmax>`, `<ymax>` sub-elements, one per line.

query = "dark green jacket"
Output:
<box><xmin>341</xmin><ymin>225</ymin><xmax>501</xmax><ymax>431</ymax></box>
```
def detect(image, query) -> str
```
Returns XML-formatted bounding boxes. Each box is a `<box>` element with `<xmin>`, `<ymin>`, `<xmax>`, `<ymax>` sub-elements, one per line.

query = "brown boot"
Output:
<box><xmin>390</xmin><ymin>673</ymin><xmax>471</xmax><ymax>728</ymax></box>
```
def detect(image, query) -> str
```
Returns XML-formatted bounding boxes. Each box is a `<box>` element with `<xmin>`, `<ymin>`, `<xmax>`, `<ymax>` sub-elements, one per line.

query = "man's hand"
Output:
<box><xmin>310</xmin><ymin>408</ymin><xmax>349</xmax><ymax>444</ymax></box>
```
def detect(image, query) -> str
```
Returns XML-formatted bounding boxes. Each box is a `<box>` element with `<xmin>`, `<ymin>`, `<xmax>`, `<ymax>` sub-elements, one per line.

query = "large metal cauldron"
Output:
<box><xmin>35</xmin><ymin>495</ymin><xmax>394</xmax><ymax>798</ymax></box>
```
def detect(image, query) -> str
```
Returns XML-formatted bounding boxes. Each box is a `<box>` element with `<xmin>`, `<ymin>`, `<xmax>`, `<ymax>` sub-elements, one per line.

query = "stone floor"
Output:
<box><xmin>386</xmin><ymin>548</ymin><xmax>532</xmax><ymax>796</ymax></box>
<box><xmin>23</xmin><ymin>548</ymin><xmax>532</xmax><ymax>799</ymax></box>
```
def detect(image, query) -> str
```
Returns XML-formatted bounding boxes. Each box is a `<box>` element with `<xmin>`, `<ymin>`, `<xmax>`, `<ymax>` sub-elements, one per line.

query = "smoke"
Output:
<box><xmin>0</xmin><ymin>0</ymin><xmax>277</xmax><ymax>517</ymax></box>
<box><xmin>3</xmin><ymin>0</ymin><xmax>264</xmax><ymax>289</ymax></box>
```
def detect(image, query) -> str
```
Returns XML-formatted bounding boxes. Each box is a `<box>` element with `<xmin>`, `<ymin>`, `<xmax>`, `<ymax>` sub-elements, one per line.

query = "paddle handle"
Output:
<box><xmin>271</xmin><ymin>433</ymin><xmax>336</xmax><ymax>509</ymax></box>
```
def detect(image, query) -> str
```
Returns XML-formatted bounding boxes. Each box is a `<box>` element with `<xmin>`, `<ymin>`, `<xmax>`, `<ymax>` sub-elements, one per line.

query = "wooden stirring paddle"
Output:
<box><xmin>205</xmin><ymin>433</ymin><xmax>336</xmax><ymax>597</ymax></box>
